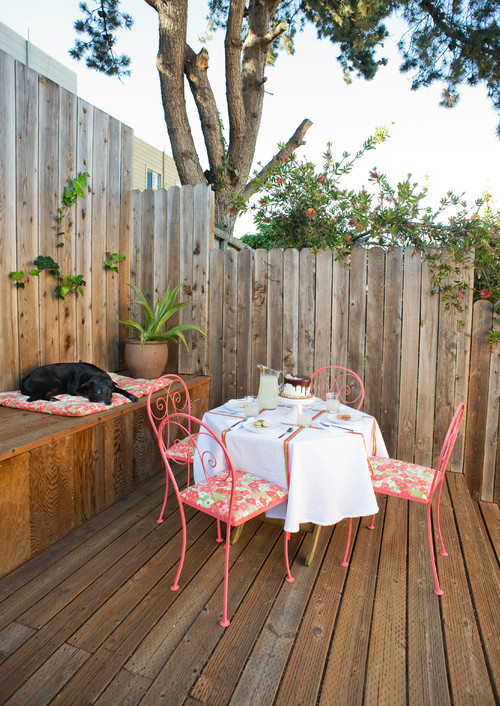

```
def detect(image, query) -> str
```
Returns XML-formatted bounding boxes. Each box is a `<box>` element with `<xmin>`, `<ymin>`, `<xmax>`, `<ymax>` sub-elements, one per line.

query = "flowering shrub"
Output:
<box><xmin>236</xmin><ymin>130</ymin><xmax>500</xmax><ymax>345</ymax></box>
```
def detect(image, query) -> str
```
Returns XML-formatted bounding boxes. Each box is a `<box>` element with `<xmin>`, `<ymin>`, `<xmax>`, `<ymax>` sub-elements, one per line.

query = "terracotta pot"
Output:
<box><xmin>124</xmin><ymin>339</ymin><xmax>169</xmax><ymax>379</ymax></box>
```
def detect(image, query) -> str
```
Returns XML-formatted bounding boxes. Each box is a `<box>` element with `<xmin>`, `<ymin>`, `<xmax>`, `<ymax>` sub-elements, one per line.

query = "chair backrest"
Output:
<box><xmin>155</xmin><ymin>411</ymin><xmax>237</xmax><ymax>519</ymax></box>
<box><xmin>433</xmin><ymin>403</ymin><xmax>466</xmax><ymax>483</ymax></box>
<box><xmin>147</xmin><ymin>374</ymin><xmax>193</xmax><ymax>449</ymax></box>
<box><xmin>311</xmin><ymin>366</ymin><xmax>365</xmax><ymax>410</ymax></box>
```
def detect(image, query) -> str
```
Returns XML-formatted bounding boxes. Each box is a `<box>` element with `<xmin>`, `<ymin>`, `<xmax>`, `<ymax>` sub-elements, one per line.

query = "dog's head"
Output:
<box><xmin>80</xmin><ymin>380</ymin><xmax>113</xmax><ymax>405</ymax></box>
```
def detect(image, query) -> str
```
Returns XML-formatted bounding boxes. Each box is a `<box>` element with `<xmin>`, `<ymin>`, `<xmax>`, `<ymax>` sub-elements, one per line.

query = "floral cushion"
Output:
<box><xmin>370</xmin><ymin>457</ymin><xmax>437</xmax><ymax>502</ymax></box>
<box><xmin>180</xmin><ymin>470</ymin><xmax>288</xmax><ymax>524</ymax></box>
<box><xmin>167</xmin><ymin>435</ymin><xmax>197</xmax><ymax>463</ymax></box>
<box><xmin>0</xmin><ymin>374</ymin><xmax>169</xmax><ymax>416</ymax></box>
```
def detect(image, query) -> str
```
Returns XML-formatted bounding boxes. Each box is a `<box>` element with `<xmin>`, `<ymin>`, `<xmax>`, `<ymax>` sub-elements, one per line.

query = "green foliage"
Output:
<box><xmin>54</xmin><ymin>172</ymin><xmax>90</xmax><ymax>242</ymax></box>
<box><xmin>9</xmin><ymin>173</ymin><xmax>90</xmax><ymax>299</ymax></box>
<box><xmin>119</xmin><ymin>282</ymin><xmax>207</xmax><ymax>349</ymax></box>
<box><xmin>104</xmin><ymin>252</ymin><xmax>126</xmax><ymax>272</ymax></box>
<box><xmin>71</xmin><ymin>0</ymin><xmax>133</xmax><ymax>77</ymax></box>
<box><xmin>238</xmin><ymin>129</ymin><xmax>500</xmax><ymax>344</ymax></box>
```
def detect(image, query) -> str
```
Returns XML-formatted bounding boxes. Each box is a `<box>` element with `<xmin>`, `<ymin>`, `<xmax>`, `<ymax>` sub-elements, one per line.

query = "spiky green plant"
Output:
<box><xmin>119</xmin><ymin>282</ymin><xmax>206</xmax><ymax>349</ymax></box>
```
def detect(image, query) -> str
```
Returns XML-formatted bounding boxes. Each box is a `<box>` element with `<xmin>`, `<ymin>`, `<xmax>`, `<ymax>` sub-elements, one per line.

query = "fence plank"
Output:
<box><xmin>464</xmin><ymin>302</ymin><xmax>492</xmax><ymax>499</ymax></box>
<box><xmin>237</xmin><ymin>249</ymin><xmax>254</xmax><ymax>398</ymax></box>
<box><xmin>331</xmin><ymin>256</ymin><xmax>349</xmax><ymax>368</ymax></box>
<box><xmin>314</xmin><ymin>250</ymin><xmax>333</xmax><ymax>373</ymax></box>
<box><xmin>283</xmin><ymin>249</ymin><xmax>300</xmax><ymax>375</ymax></box>
<box><xmin>298</xmin><ymin>249</ymin><xmax>315</xmax><ymax>376</ymax></box>
<box><xmin>58</xmin><ymin>87</ymin><xmax>78</xmax><ymax>363</ymax></box>
<box><xmin>166</xmin><ymin>186</ymin><xmax>181</xmax><ymax>373</ymax></box>
<box><xmin>397</xmin><ymin>248</ymin><xmax>422</xmax><ymax>461</ymax></box>
<box><xmin>251</xmin><ymin>250</ymin><xmax>269</xmax><ymax>393</ymax></box>
<box><xmin>348</xmin><ymin>247</ymin><xmax>367</xmax><ymax>384</ymax></box>
<box><xmin>268</xmin><ymin>249</ymin><xmax>284</xmax><ymax>371</ymax></box>
<box><xmin>105</xmin><ymin>116</ymin><xmax>122</xmax><ymax>370</ymax></box>
<box><xmin>15</xmin><ymin>61</ymin><xmax>40</xmax><ymax>379</ymax></box>
<box><xmin>192</xmin><ymin>184</ymin><xmax>211</xmax><ymax>376</ymax></box>
<box><xmin>414</xmin><ymin>251</ymin><xmax>440</xmax><ymax>467</ymax></box>
<box><xmin>434</xmin><ymin>253</ymin><xmax>459</xmax><ymax>465</ymax></box>
<box><xmin>208</xmin><ymin>250</ymin><xmax>224</xmax><ymax>407</ymax></box>
<box><xmin>178</xmin><ymin>185</ymin><xmax>193</xmax><ymax>373</ymax></box>
<box><xmin>118</xmin><ymin>124</ymin><xmax>133</xmax><ymax>366</ymax></box>
<box><xmin>38</xmin><ymin>76</ymin><xmax>61</xmax><ymax>365</ymax></box>
<box><xmin>482</xmin><ymin>337</ymin><xmax>499</xmax><ymax>502</ymax></box>
<box><xmin>364</xmin><ymin>248</ymin><xmax>385</xmax><ymax>419</ymax></box>
<box><xmin>75</xmin><ymin>99</ymin><xmax>94</xmax><ymax>364</ymax></box>
<box><xmin>380</xmin><ymin>248</ymin><xmax>403</xmax><ymax>457</ymax></box>
<box><xmin>90</xmin><ymin>108</ymin><xmax>110</xmax><ymax>366</ymax></box>
<box><xmin>222</xmin><ymin>249</ymin><xmax>238</xmax><ymax>402</ymax></box>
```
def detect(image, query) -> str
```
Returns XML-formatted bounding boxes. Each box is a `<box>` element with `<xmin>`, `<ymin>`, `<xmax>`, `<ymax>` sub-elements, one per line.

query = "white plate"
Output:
<box><xmin>243</xmin><ymin>419</ymin><xmax>281</xmax><ymax>434</ymax></box>
<box><xmin>327</xmin><ymin>409</ymin><xmax>364</xmax><ymax>424</ymax></box>
<box><xmin>223</xmin><ymin>399</ymin><xmax>246</xmax><ymax>411</ymax></box>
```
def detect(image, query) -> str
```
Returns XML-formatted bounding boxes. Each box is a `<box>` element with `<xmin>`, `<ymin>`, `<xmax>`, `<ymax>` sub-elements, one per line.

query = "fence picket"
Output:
<box><xmin>364</xmin><ymin>248</ymin><xmax>385</xmax><ymax>419</ymax></box>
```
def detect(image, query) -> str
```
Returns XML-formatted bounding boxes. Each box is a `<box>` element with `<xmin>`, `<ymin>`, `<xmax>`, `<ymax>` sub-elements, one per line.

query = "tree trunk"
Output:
<box><xmin>149</xmin><ymin>0</ymin><xmax>312</xmax><ymax>237</ymax></box>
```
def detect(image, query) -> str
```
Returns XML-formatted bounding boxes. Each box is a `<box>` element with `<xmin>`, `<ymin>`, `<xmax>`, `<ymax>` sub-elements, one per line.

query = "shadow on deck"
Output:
<box><xmin>0</xmin><ymin>469</ymin><xmax>498</xmax><ymax>705</ymax></box>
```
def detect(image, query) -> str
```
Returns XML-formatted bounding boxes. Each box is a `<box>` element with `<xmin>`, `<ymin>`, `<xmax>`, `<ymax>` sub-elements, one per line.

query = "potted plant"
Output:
<box><xmin>119</xmin><ymin>281</ymin><xmax>206</xmax><ymax>378</ymax></box>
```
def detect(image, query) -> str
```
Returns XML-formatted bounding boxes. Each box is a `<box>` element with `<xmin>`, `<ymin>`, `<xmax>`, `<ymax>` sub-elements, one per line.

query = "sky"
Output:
<box><xmin>3</xmin><ymin>0</ymin><xmax>500</xmax><ymax>237</ymax></box>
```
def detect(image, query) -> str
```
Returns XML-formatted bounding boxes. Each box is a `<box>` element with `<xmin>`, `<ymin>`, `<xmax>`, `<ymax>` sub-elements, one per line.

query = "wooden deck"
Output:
<box><xmin>0</xmin><ymin>468</ymin><xmax>498</xmax><ymax>705</ymax></box>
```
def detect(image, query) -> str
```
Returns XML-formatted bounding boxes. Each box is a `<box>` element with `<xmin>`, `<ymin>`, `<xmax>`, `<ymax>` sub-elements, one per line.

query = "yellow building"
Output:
<box><xmin>132</xmin><ymin>136</ymin><xmax>180</xmax><ymax>191</ymax></box>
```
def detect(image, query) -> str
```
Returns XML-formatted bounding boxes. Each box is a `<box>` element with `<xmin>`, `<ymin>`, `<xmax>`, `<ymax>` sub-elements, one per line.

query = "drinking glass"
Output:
<box><xmin>244</xmin><ymin>396</ymin><xmax>259</xmax><ymax>417</ymax></box>
<box><xmin>297</xmin><ymin>410</ymin><xmax>312</xmax><ymax>427</ymax></box>
<box><xmin>326</xmin><ymin>392</ymin><xmax>340</xmax><ymax>413</ymax></box>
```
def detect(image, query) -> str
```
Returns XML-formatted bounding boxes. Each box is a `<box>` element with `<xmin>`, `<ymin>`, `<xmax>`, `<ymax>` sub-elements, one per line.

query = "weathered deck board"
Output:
<box><xmin>0</xmin><ymin>472</ymin><xmax>498</xmax><ymax>706</ymax></box>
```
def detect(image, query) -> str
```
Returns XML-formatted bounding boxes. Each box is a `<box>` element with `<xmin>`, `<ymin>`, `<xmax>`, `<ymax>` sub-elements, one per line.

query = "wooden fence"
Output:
<box><xmin>1</xmin><ymin>48</ymin><xmax>498</xmax><ymax>505</ymax></box>
<box><xmin>205</xmin><ymin>246</ymin><xmax>499</xmax><ymax>505</ymax></box>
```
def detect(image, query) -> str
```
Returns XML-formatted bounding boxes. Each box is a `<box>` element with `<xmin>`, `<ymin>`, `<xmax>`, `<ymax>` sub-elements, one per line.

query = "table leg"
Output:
<box><xmin>304</xmin><ymin>524</ymin><xmax>322</xmax><ymax>566</ymax></box>
<box><xmin>230</xmin><ymin>524</ymin><xmax>245</xmax><ymax>544</ymax></box>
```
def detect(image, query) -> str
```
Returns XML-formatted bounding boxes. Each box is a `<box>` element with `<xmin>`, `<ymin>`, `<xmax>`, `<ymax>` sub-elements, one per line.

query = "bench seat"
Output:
<box><xmin>0</xmin><ymin>374</ymin><xmax>211</xmax><ymax>578</ymax></box>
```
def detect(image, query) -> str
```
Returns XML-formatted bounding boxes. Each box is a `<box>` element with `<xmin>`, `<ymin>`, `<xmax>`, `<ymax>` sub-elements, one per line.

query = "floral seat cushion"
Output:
<box><xmin>180</xmin><ymin>470</ymin><xmax>288</xmax><ymax>524</ymax></box>
<box><xmin>166</xmin><ymin>434</ymin><xmax>197</xmax><ymax>463</ymax></box>
<box><xmin>370</xmin><ymin>456</ymin><xmax>436</xmax><ymax>502</ymax></box>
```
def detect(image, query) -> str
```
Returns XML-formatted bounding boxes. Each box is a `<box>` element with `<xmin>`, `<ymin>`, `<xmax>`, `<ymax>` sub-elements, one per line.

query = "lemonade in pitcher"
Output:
<box><xmin>256</xmin><ymin>365</ymin><xmax>282</xmax><ymax>409</ymax></box>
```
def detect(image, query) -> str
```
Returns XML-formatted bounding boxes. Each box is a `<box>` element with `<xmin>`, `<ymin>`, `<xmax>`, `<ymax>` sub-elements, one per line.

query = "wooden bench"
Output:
<box><xmin>0</xmin><ymin>374</ymin><xmax>211</xmax><ymax>579</ymax></box>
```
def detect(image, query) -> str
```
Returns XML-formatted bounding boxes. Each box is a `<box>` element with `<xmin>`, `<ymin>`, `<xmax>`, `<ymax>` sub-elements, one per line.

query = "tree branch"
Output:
<box><xmin>225</xmin><ymin>0</ymin><xmax>246</xmax><ymax>140</ymax></box>
<box><xmin>242</xmin><ymin>118</ymin><xmax>313</xmax><ymax>199</ymax></box>
<box><xmin>185</xmin><ymin>45</ymin><xmax>225</xmax><ymax>184</ymax></box>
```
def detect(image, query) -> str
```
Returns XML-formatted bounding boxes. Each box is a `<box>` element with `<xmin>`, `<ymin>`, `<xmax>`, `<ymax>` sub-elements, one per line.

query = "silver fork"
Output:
<box><xmin>278</xmin><ymin>426</ymin><xmax>293</xmax><ymax>439</ymax></box>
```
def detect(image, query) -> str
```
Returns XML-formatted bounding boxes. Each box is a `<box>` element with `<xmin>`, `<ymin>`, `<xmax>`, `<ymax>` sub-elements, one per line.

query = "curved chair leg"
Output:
<box><xmin>220</xmin><ymin>534</ymin><xmax>232</xmax><ymax>627</ymax></box>
<box><xmin>171</xmin><ymin>502</ymin><xmax>187</xmax><ymax>592</ymax></box>
<box><xmin>367</xmin><ymin>514</ymin><xmax>376</xmax><ymax>530</ymax></box>
<box><xmin>427</xmin><ymin>503</ymin><xmax>444</xmax><ymax>596</ymax></box>
<box><xmin>216</xmin><ymin>519</ymin><xmax>223</xmax><ymax>543</ymax></box>
<box><xmin>156</xmin><ymin>479</ymin><xmax>169</xmax><ymax>524</ymax></box>
<box><xmin>340</xmin><ymin>518</ymin><xmax>352</xmax><ymax>567</ymax></box>
<box><xmin>434</xmin><ymin>483</ymin><xmax>448</xmax><ymax>557</ymax></box>
<box><xmin>284</xmin><ymin>531</ymin><xmax>295</xmax><ymax>583</ymax></box>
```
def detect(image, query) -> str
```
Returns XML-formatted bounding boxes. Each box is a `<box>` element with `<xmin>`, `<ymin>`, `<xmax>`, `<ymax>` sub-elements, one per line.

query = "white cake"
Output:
<box><xmin>280</xmin><ymin>373</ymin><xmax>313</xmax><ymax>400</ymax></box>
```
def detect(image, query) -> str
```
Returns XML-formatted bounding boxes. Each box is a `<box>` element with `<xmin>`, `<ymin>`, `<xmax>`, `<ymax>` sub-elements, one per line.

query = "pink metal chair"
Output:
<box><xmin>147</xmin><ymin>375</ymin><xmax>198</xmax><ymax>524</ymax></box>
<box><xmin>152</xmin><ymin>411</ymin><xmax>294</xmax><ymax>627</ymax></box>
<box><xmin>347</xmin><ymin>403</ymin><xmax>465</xmax><ymax>595</ymax></box>
<box><xmin>310</xmin><ymin>365</ymin><xmax>365</xmax><ymax>410</ymax></box>
<box><xmin>310</xmin><ymin>365</ymin><xmax>365</xmax><ymax>567</ymax></box>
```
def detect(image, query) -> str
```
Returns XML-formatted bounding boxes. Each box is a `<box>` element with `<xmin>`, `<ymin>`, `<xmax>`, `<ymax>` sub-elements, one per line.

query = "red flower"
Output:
<box><xmin>259</xmin><ymin>198</ymin><xmax>265</xmax><ymax>205</ymax></box>
<box><xmin>317</xmin><ymin>176</ymin><xmax>324</xmax><ymax>183</ymax></box>
<box><xmin>276</xmin><ymin>177</ymin><xmax>284</xmax><ymax>185</ymax></box>
<box><xmin>480</xmin><ymin>289</ymin><xmax>491</xmax><ymax>298</ymax></box>
<box><xmin>306</xmin><ymin>208</ymin><xmax>314</xmax><ymax>217</ymax></box>
<box><xmin>369</xmin><ymin>171</ymin><xmax>378</xmax><ymax>179</ymax></box>
<box><xmin>228</xmin><ymin>206</ymin><xmax>234</xmax><ymax>215</ymax></box>
<box><xmin>283</xmin><ymin>157</ymin><xmax>289</xmax><ymax>163</ymax></box>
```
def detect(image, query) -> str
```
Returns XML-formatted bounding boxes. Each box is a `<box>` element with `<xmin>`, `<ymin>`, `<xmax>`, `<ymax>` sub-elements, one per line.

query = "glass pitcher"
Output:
<box><xmin>257</xmin><ymin>364</ymin><xmax>283</xmax><ymax>410</ymax></box>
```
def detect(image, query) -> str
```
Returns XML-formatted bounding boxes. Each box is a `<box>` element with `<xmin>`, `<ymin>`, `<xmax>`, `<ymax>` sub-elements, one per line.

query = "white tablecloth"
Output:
<box><xmin>195</xmin><ymin>400</ymin><xmax>388</xmax><ymax>533</ymax></box>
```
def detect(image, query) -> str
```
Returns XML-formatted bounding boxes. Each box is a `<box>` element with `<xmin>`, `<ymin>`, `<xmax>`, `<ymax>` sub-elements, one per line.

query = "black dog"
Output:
<box><xmin>21</xmin><ymin>362</ymin><xmax>139</xmax><ymax>405</ymax></box>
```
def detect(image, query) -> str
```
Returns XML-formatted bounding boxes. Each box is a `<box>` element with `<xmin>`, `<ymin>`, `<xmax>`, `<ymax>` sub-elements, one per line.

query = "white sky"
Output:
<box><xmin>3</xmin><ymin>0</ymin><xmax>500</xmax><ymax>237</ymax></box>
